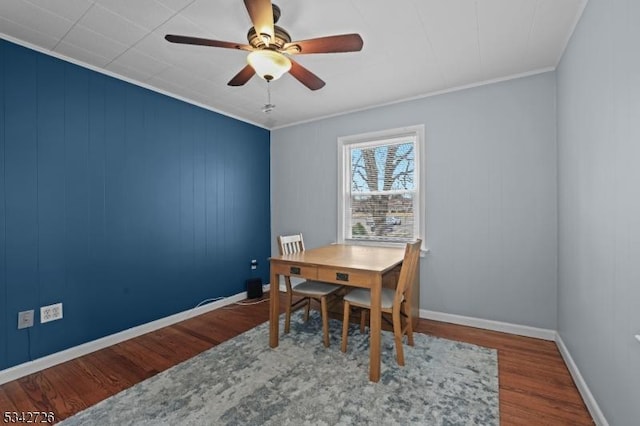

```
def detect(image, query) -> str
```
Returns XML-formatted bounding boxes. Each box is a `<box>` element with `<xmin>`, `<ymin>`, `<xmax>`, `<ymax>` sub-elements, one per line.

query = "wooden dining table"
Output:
<box><xmin>269</xmin><ymin>243</ymin><xmax>408</xmax><ymax>382</ymax></box>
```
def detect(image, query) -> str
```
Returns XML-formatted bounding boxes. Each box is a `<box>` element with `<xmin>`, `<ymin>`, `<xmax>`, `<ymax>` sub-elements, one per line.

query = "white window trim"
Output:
<box><xmin>337</xmin><ymin>124</ymin><xmax>426</xmax><ymax>251</ymax></box>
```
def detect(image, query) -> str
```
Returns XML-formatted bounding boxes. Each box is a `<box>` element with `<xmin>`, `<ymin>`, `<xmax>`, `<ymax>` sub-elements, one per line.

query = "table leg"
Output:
<box><xmin>369</xmin><ymin>275</ymin><xmax>382</xmax><ymax>382</ymax></box>
<box><xmin>269</xmin><ymin>268</ymin><xmax>279</xmax><ymax>348</ymax></box>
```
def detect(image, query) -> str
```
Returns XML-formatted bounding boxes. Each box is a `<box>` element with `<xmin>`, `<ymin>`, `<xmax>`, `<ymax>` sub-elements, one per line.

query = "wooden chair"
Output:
<box><xmin>277</xmin><ymin>233</ymin><xmax>343</xmax><ymax>347</ymax></box>
<box><xmin>341</xmin><ymin>239</ymin><xmax>422</xmax><ymax>366</ymax></box>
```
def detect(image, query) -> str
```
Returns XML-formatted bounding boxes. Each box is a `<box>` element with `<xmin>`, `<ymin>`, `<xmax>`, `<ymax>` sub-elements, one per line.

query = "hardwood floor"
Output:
<box><xmin>0</xmin><ymin>295</ymin><xmax>594</xmax><ymax>425</ymax></box>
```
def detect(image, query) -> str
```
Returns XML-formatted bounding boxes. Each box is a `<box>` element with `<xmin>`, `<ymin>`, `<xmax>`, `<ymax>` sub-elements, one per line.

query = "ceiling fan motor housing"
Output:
<box><xmin>271</xmin><ymin>4</ymin><xmax>281</xmax><ymax>23</ymax></box>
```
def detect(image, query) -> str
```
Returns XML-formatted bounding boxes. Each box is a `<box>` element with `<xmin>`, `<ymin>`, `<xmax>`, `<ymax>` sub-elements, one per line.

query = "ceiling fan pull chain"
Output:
<box><xmin>262</xmin><ymin>81</ymin><xmax>276</xmax><ymax>113</ymax></box>
<box><xmin>267</xmin><ymin>80</ymin><xmax>271</xmax><ymax>104</ymax></box>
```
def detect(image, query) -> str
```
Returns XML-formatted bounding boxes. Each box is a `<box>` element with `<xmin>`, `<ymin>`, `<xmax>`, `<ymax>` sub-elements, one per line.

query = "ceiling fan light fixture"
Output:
<box><xmin>247</xmin><ymin>50</ymin><xmax>291</xmax><ymax>82</ymax></box>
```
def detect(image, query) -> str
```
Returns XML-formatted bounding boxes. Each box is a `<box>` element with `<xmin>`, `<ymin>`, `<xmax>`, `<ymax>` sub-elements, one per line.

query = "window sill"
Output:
<box><xmin>339</xmin><ymin>239</ymin><xmax>430</xmax><ymax>257</ymax></box>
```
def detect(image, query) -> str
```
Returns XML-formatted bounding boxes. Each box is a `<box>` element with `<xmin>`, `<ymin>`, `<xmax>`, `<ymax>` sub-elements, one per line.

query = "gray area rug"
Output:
<box><xmin>60</xmin><ymin>311</ymin><xmax>499</xmax><ymax>425</ymax></box>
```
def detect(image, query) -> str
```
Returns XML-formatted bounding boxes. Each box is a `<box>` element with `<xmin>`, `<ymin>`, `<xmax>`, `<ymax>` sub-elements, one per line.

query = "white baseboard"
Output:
<box><xmin>419</xmin><ymin>309</ymin><xmax>557</xmax><ymax>341</ymax></box>
<box><xmin>0</xmin><ymin>287</ymin><xmax>269</xmax><ymax>385</ymax></box>
<box><xmin>555</xmin><ymin>334</ymin><xmax>609</xmax><ymax>426</ymax></box>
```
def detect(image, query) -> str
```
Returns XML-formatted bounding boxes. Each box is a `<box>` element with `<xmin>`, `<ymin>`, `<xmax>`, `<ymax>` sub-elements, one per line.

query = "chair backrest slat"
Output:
<box><xmin>277</xmin><ymin>233</ymin><xmax>305</xmax><ymax>255</ymax></box>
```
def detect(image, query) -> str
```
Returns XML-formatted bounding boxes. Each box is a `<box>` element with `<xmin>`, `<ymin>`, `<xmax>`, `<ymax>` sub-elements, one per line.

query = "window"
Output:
<box><xmin>338</xmin><ymin>125</ymin><xmax>425</xmax><ymax>247</ymax></box>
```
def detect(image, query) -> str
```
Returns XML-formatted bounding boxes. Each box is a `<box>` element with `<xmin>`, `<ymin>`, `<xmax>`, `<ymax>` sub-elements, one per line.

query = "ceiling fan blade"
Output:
<box><xmin>288</xmin><ymin>59</ymin><xmax>325</xmax><ymax>91</ymax></box>
<box><xmin>283</xmin><ymin>34</ymin><xmax>364</xmax><ymax>55</ymax></box>
<box><xmin>165</xmin><ymin>34</ymin><xmax>252</xmax><ymax>51</ymax></box>
<box><xmin>228</xmin><ymin>65</ymin><xmax>256</xmax><ymax>86</ymax></box>
<box><xmin>243</xmin><ymin>0</ymin><xmax>275</xmax><ymax>44</ymax></box>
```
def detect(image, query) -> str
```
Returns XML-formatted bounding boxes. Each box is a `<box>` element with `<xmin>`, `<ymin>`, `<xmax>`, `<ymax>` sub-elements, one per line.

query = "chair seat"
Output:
<box><xmin>343</xmin><ymin>287</ymin><xmax>400</xmax><ymax>310</ymax></box>
<box><xmin>293</xmin><ymin>280</ymin><xmax>342</xmax><ymax>296</ymax></box>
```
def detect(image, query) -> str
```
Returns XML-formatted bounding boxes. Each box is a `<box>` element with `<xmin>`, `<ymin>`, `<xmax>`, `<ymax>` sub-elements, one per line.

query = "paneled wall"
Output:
<box><xmin>0</xmin><ymin>40</ymin><xmax>271</xmax><ymax>370</ymax></box>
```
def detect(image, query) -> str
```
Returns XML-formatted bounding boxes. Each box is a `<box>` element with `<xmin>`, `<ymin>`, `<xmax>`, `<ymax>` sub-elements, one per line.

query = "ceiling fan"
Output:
<box><xmin>165</xmin><ymin>0</ymin><xmax>363</xmax><ymax>90</ymax></box>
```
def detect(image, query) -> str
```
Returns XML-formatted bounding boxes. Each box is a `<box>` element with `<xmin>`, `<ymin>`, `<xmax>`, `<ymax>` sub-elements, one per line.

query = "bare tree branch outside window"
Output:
<box><xmin>350</xmin><ymin>141</ymin><xmax>415</xmax><ymax>239</ymax></box>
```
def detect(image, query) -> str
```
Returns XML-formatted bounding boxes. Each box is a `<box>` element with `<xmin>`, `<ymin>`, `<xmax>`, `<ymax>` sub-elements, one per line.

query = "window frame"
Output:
<box><xmin>337</xmin><ymin>124</ymin><xmax>426</xmax><ymax>250</ymax></box>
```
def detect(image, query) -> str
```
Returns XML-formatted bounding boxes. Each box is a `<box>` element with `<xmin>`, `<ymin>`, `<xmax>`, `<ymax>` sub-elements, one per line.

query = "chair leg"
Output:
<box><xmin>360</xmin><ymin>309</ymin><xmax>367</xmax><ymax>334</ymax></box>
<box><xmin>284</xmin><ymin>291</ymin><xmax>293</xmax><ymax>334</ymax></box>
<box><xmin>404</xmin><ymin>303</ymin><xmax>414</xmax><ymax>346</ymax></box>
<box><xmin>392</xmin><ymin>309</ymin><xmax>405</xmax><ymax>366</ymax></box>
<box><xmin>341</xmin><ymin>300</ymin><xmax>351</xmax><ymax>353</ymax></box>
<box><xmin>303</xmin><ymin>297</ymin><xmax>311</xmax><ymax>322</ymax></box>
<box><xmin>320</xmin><ymin>296</ymin><xmax>330</xmax><ymax>347</ymax></box>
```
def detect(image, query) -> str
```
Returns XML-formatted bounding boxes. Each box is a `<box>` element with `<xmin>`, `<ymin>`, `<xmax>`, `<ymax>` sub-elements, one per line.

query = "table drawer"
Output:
<box><xmin>317</xmin><ymin>268</ymin><xmax>371</xmax><ymax>287</ymax></box>
<box><xmin>272</xmin><ymin>263</ymin><xmax>318</xmax><ymax>279</ymax></box>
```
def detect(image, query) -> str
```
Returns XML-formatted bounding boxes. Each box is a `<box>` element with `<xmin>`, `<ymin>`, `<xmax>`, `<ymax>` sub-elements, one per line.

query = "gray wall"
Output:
<box><xmin>271</xmin><ymin>72</ymin><xmax>558</xmax><ymax>329</ymax></box>
<box><xmin>557</xmin><ymin>0</ymin><xmax>640</xmax><ymax>424</ymax></box>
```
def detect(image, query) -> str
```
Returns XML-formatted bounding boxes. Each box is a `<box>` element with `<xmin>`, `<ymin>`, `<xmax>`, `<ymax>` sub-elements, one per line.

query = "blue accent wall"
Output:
<box><xmin>0</xmin><ymin>39</ymin><xmax>271</xmax><ymax>370</ymax></box>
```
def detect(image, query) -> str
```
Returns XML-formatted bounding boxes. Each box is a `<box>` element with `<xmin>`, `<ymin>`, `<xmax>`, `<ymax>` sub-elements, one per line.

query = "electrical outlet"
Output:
<box><xmin>40</xmin><ymin>302</ymin><xmax>63</xmax><ymax>323</ymax></box>
<box><xmin>251</xmin><ymin>259</ymin><xmax>258</xmax><ymax>270</ymax></box>
<box><xmin>18</xmin><ymin>310</ymin><xmax>34</xmax><ymax>329</ymax></box>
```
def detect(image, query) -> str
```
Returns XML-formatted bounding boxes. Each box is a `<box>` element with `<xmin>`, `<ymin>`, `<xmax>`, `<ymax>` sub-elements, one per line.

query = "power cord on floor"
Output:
<box><xmin>194</xmin><ymin>297</ymin><xmax>226</xmax><ymax>308</ymax></box>
<box><xmin>196</xmin><ymin>295</ymin><xmax>269</xmax><ymax>310</ymax></box>
<box><xmin>234</xmin><ymin>297</ymin><xmax>270</xmax><ymax>306</ymax></box>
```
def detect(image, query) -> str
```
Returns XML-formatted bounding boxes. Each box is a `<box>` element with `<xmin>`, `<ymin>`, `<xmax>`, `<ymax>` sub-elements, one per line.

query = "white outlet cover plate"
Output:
<box><xmin>41</xmin><ymin>302</ymin><xmax>63</xmax><ymax>323</ymax></box>
<box><xmin>18</xmin><ymin>310</ymin><xmax>35</xmax><ymax>329</ymax></box>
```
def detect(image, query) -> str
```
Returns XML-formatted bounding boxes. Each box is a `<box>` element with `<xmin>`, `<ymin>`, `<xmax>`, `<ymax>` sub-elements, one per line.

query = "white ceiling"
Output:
<box><xmin>0</xmin><ymin>0</ymin><xmax>587</xmax><ymax>130</ymax></box>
